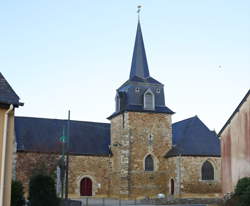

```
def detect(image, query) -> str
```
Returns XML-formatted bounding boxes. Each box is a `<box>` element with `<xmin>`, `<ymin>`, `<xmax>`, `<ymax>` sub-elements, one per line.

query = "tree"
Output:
<box><xmin>235</xmin><ymin>177</ymin><xmax>250</xmax><ymax>206</ymax></box>
<box><xmin>11</xmin><ymin>180</ymin><xmax>25</xmax><ymax>206</ymax></box>
<box><xmin>29</xmin><ymin>174</ymin><xmax>59</xmax><ymax>206</ymax></box>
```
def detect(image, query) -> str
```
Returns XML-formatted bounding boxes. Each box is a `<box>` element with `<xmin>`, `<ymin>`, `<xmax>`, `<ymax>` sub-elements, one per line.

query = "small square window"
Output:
<box><xmin>148</xmin><ymin>134</ymin><xmax>153</xmax><ymax>145</ymax></box>
<box><xmin>135</xmin><ymin>87</ymin><xmax>140</xmax><ymax>93</ymax></box>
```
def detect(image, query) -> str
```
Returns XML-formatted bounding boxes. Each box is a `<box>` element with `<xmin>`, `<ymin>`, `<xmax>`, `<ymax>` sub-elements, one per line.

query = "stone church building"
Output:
<box><xmin>1</xmin><ymin>21</ymin><xmax>221</xmax><ymax>199</ymax></box>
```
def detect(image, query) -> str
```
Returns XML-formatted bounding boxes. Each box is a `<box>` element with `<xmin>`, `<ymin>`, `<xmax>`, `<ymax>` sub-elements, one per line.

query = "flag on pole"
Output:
<box><xmin>60</xmin><ymin>128</ymin><xmax>67</xmax><ymax>143</ymax></box>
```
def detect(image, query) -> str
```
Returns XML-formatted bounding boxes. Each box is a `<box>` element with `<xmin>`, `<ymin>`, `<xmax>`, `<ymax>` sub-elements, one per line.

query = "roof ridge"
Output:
<box><xmin>173</xmin><ymin>115</ymin><xmax>197</xmax><ymax>125</ymax></box>
<box><xmin>15</xmin><ymin>116</ymin><xmax>110</xmax><ymax>125</ymax></box>
<box><xmin>193</xmin><ymin>116</ymin><xmax>213</xmax><ymax>134</ymax></box>
<box><xmin>181</xmin><ymin>116</ymin><xmax>215</xmax><ymax>142</ymax></box>
<box><xmin>218</xmin><ymin>89</ymin><xmax>250</xmax><ymax>136</ymax></box>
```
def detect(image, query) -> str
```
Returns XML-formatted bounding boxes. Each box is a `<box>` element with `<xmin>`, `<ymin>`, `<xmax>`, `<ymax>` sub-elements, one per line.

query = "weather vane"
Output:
<box><xmin>137</xmin><ymin>5</ymin><xmax>142</xmax><ymax>20</ymax></box>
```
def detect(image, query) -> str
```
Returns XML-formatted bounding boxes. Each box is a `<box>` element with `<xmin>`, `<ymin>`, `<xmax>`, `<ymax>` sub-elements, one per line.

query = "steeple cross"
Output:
<box><xmin>137</xmin><ymin>5</ymin><xmax>142</xmax><ymax>20</ymax></box>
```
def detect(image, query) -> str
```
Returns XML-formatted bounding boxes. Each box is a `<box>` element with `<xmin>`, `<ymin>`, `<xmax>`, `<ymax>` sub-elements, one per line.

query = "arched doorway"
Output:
<box><xmin>80</xmin><ymin>177</ymin><xmax>92</xmax><ymax>196</ymax></box>
<box><xmin>170</xmin><ymin>179</ymin><xmax>174</xmax><ymax>195</ymax></box>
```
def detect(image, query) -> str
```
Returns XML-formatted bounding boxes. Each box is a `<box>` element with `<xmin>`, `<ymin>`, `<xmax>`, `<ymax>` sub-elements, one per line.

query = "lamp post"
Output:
<box><xmin>65</xmin><ymin>110</ymin><xmax>70</xmax><ymax>203</ymax></box>
<box><xmin>58</xmin><ymin>110</ymin><xmax>70</xmax><ymax>206</ymax></box>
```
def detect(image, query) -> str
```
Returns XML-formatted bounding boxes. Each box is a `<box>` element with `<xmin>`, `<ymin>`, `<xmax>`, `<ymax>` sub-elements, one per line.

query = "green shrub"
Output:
<box><xmin>235</xmin><ymin>177</ymin><xmax>250</xmax><ymax>206</ymax></box>
<box><xmin>11</xmin><ymin>180</ymin><xmax>25</xmax><ymax>206</ymax></box>
<box><xmin>238</xmin><ymin>185</ymin><xmax>250</xmax><ymax>206</ymax></box>
<box><xmin>29</xmin><ymin>174</ymin><xmax>59</xmax><ymax>206</ymax></box>
<box><xmin>235</xmin><ymin>177</ymin><xmax>250</xmax><ymax>196</ymax></box>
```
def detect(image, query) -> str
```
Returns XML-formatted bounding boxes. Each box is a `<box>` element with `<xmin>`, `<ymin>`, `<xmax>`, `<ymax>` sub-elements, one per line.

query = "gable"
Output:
<box><xmin>166</xmin><ymin>116</ymin><xmax>221</xmax><ymax>157</ymax></box>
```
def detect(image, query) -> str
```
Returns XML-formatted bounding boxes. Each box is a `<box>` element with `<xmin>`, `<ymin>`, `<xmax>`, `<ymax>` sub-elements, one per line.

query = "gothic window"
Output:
<box><xmin>201</xmin><ymin>161</ymin><xmax>214</xmax><ymax>180</ymax></box>
<box><xmin>144</xmin><ymin>89</ymin><xmax>155</xmax><ymax>110</ymax></box>
<box><xmin>145</xmin><ymin>155</ymin><xmax>154</xmax><ymax>171</ymax></box>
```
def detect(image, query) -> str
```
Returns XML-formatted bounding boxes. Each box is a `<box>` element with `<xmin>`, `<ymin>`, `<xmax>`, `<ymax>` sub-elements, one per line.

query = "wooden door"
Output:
<box><xmin>80</xmin><ymin>177</ymin><xmax>92</xmax><ymax>196</ymax></box>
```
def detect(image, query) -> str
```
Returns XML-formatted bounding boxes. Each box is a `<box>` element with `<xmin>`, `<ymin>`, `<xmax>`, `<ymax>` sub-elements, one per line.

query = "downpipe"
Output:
<box><xmin>0</xmin><ymin>104</ymin><xmax>14</xmax><ymax>206</ymax></box>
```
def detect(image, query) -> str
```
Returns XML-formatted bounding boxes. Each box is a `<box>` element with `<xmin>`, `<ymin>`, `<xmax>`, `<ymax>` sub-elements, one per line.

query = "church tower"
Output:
<box><xmin>108</xmin><ymin>20</ymin><xmax>174</xmax><ymax>198</ymax></box>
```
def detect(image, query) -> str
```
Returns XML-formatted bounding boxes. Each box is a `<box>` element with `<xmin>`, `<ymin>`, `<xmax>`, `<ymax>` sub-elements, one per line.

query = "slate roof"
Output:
<box><xmin>15</xmin><ymin>115</ymin><xmax>220</xmax><ymax>157</ymax></box>
<box><xmin>130</xmin><ymin>21</ymin><xmax>150</xmax><ymax>79</ymax></box>
<box><xmin>15</xmin><ymin>116</ymin><xmax>110</xmax><ymax>156</ymax></box>
<box><xmin>218</xmin><ymin>89</ymin><xmax>250</xmax><ymax>136</ymax></box>
<box><xmin>0</xmin><ymin>73</ymin><xmax>23</xmax><ymax>107</ymax></box>
<box><xmin>165</xmin><ymin>116</ymin><xmax>221</xmax><ymax>157</ymax></box>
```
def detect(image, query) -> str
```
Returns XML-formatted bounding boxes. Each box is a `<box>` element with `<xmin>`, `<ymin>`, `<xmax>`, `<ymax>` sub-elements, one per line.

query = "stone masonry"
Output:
<box><xmin>168</xmin><ymin>156</ymin><xmax>221</xmax><ymax>198</ymax></box>
<box><xmin>110</xmin><ymin>112</ymin><xmax>172</xmax><ymax>199</ymax></box>
<box><xmin>15</xmin><ymin>152</ymin><xmax>112</xmax><ymax>198</ymax></box>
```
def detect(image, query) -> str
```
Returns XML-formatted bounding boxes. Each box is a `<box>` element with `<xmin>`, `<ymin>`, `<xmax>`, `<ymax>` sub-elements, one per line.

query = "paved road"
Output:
<box><xmin>75</xmin><ymin>198</ymin><xmax>207</xmax><ymax>206</ymax></box>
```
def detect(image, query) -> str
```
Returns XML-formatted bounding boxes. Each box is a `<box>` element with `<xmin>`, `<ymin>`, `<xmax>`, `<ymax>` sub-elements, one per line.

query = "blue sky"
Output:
<box><xmin>1</xmin><ymin>0</ymin><xmax>249</xmax><ymax>132</ymax></box>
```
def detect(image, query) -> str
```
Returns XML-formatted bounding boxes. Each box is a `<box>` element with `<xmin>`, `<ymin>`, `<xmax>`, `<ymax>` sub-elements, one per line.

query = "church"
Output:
<box><xmin>1</xmin><ymin>20</ymin><xmax>221</xmax><ymax>199</ymax></box>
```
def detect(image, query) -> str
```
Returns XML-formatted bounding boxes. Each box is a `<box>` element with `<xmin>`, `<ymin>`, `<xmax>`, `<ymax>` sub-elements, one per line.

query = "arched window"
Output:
<box><xmin>201</xmin><ymin>161</ymin><xmax>214</xmax><ymax>180</ymax></box>
<box><xmin>144</xmin><ymin>89</ymin><xmax>155</xmax><ymax>110</ymax></box>
<box><xmin>145</xmin><ymin>155</ymin><xmax>154</xmax><ymax>171</ymax></box>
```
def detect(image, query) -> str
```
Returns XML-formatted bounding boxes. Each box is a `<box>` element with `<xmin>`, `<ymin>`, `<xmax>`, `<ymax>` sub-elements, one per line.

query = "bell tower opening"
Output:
<box><xmin>144</xmin><ymin>89</ymin><xmax>155</xmax><ymax>110</ymax></box>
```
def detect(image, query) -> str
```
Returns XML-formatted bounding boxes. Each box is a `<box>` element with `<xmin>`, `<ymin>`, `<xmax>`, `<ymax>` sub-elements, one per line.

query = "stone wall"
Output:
<box><xmin>16</xmin><ymin>153</ymin><xmax>221</xmax><ymax>199</ymax></box>
<box><xmin>15</xmin><ymin>152</ymin><xmax>60</xmax><ymax>193</ymax></box>
<box><xmin>170</xmin><ymin>156</ymin><xmax>221</xmax><ymax>198</ymax></box>
<box><xmin>15</xmin><ymin>152</ymin><xmax>111</xmax><ymax>198</ymax></box>
<box><xmin>68</xmin><ymin>155</ymin><xmax>111</xmax><ymax>198</ymax></box>
<box><xmin>110</xmin><ymin>112</ymin><xmax>173</xmax><ymax>198</ymax></box>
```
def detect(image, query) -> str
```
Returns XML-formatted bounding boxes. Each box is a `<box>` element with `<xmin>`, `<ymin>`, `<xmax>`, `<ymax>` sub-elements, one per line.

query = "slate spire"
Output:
<box><xmin>108</xmin><ymin>18</ymin><xmax>175</xmax><ymax>120</ymax></box>
<box><xmin>129</xmin><ymin>20</ymin><xmax>150</xmax><ymax>79</ymax></box>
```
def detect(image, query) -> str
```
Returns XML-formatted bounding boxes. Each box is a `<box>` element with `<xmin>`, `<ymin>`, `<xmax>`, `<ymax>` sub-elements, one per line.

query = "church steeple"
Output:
<box><xmin>108</xmin><ymin>17</ymin><xmax>174</xmax><ymax>120</ymax></box>
<box><xmin>129</xmin><ymin>21</ymin><xmax>150</xmax><ymax>80</ymax></box>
